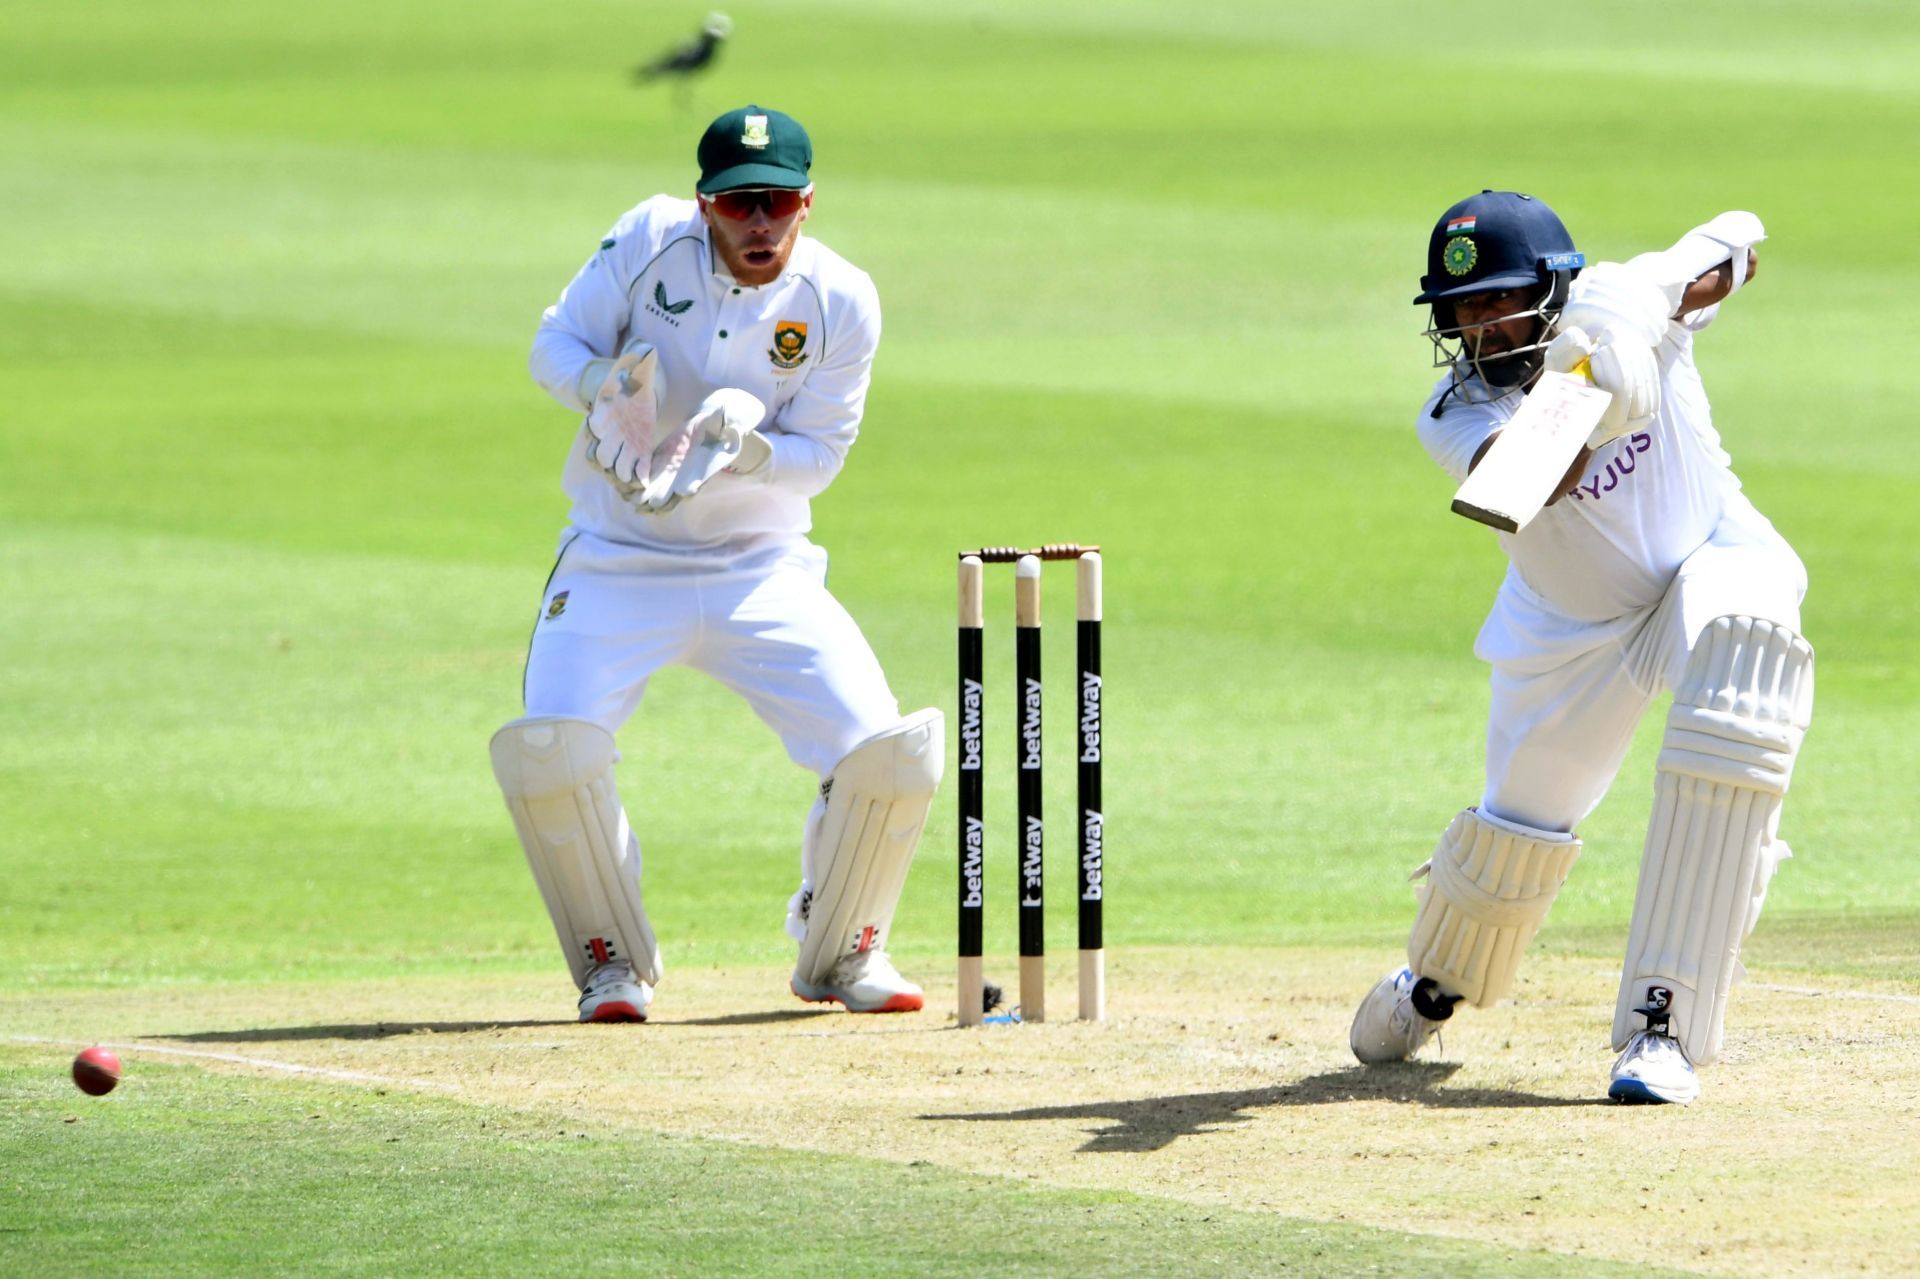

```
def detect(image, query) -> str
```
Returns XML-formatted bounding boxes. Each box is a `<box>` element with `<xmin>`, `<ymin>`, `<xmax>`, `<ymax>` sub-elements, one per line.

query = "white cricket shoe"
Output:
<box><xmin>578</xmin><ymin>963</ymin><xmax>652</xmax><ymax>1024</ymax></box>
<box><xmin>791</xmin><ymin>950</ymin><xmax>925</xmax><ymax>1013</ymax></box>
<box><xmin>1608</xmin><ymin>1028</ymin><xmax>1699</xmax><ymax>1105</ymax></box>
<box><xmin>1350</xmin><ymin>965</ymin><xmax>1458</xmax><ymax>1064</ymax></box>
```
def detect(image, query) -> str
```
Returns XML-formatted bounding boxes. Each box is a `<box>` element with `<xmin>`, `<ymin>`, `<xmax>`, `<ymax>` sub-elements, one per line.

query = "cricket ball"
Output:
<box><xmin>72</xmin><ymin>1047</ymin><xmax>122</xmax><ymax>1096</ymax></box>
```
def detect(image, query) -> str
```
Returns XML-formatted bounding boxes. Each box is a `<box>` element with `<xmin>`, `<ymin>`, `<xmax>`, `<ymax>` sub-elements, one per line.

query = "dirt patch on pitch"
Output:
<box><xmin>12</xmin><ymin>949</ymin><xmax>1919</xmax><ymax>1277</ymax></box>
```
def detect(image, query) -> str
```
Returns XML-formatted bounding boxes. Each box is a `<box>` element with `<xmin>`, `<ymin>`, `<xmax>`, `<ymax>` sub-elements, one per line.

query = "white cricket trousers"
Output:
<box><xmin>521</xmin><ymin>532</ymin><xmax>903</xmax><ymax>776</ymax></box>
<box><xmin>1481</xmin><ymin>495</ymin><xmax>1808</xmax><ymax>833</ymax></box>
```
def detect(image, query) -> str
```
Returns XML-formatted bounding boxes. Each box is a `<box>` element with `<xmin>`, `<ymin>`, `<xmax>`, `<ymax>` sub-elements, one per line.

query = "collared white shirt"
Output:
<box><xmin>531</xmin><ymin>195</ymin><xmax>881</xmax><ymax>561</ymax></box>
<box><xmin>1417</xmin><ymin>308</ymin><xmax>1743</xmax><ymax>633</ymax></box>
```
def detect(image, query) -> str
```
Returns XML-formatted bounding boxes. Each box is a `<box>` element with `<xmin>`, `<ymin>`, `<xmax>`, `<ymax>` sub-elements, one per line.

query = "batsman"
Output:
<box><xmin>490</xmin><ymin>105</ymin><xmax>941</xmax><ymax>1024</ymax></box>
<box><xmin>1349</xmin><ymin>190</ymin><xmax>1813</xmax><ymax>1104</ymax></box>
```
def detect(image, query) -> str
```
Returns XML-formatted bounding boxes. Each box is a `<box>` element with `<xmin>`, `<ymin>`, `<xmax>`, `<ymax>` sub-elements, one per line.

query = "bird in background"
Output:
<box><xmin>635</xmin><ymin>12</ymin><xmax>732</xmax><ymax>95</ymax></box>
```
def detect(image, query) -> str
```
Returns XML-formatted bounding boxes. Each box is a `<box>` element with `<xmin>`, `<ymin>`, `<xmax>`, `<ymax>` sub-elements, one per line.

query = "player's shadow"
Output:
<box><xmin>165</xmin><ymin>1009</ymin><xmax>834</xmax><ymax>1042</ymax></box>
<box><xmin>920</xmin><ymin>1063</ymin><xmax>1604</xmax><ymax>1154</ymax></box>
<box><xmin>666</xmin><ymin>1008</ymin><xmax>831</xmax><ymax>1027</ymax></box>
<box><xmin>165</xmin><ymin>1020</ymin><xmax>569</xmax><ymax>1042</ymax></box>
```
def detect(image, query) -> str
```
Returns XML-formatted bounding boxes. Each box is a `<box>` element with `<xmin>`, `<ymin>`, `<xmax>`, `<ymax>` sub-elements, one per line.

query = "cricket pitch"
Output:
<box><xmin>9</xmin><ymin>947</ymin><xmax>1916</xmax><ymax>1277</ymax></box>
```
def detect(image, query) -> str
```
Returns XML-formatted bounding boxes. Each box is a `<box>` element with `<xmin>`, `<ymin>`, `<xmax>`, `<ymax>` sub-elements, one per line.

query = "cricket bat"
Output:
<box><xmin>1450</xmin><ymin>360</ymin><xmax>1614</xmax><ymax>533</ymax></box>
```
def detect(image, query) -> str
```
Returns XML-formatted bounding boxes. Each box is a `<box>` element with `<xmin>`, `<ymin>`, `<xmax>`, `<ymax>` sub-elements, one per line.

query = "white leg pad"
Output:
<box><xmin>1615</xmin><ymin>616</ymin><xmax>1813</xmax><ymax>1065</ymax></box>
<box><xmin>793</xmin><ymin>709</ymin><xmax>944</xmax><ymax>986</ymax></box>
<box><xmin>490</xmin><ymin>716</ymin><xmax>662</xmax><ymax>989</ymax></box>
<box><xmin>1407</xmin><ymin>808</ymin><xmax>1582</xmax><ymax>1008</ymax></box>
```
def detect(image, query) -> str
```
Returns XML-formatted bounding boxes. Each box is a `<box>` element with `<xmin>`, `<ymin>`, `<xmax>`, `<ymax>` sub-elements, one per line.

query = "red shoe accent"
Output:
<box><xmin>789</xmin><ymin>980</ymin><xmax>922</xmax><ymax>1013</ymax></box>
<box><xmin>790</xmin><ymin>979</ymin><xmax>839</xmax><ymax>1007</ymax></box>
<box><xmin>864</xmin><ymin>991</ymin><xmax>924</xmax><ymax>1014</ymax></box>
<box><xmin>586</xmin><ymin>1001</ymin><xmax>647</xmax><ymax>1023</ymax></box>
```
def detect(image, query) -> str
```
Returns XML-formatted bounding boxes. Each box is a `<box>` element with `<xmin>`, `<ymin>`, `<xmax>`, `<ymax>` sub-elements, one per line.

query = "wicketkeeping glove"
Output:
<box><xmin>584</xmin><ymin>339</ymin><xmax>670</xmax><ymax>487</ymax></box>
<box><xmin>631</xmin><ymin>389</ymin><xmax>768</xmax><ymax>515</ymax></box>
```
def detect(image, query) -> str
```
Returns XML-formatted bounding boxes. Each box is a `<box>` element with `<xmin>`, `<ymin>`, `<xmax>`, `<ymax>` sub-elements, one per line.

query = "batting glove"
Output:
<box><xmin>1559</xmin><ymin>261</ymin><xmax>1672</xmax><ymax>348</ymax></box>
<box><xmin>1549</xmin><ymin>323</ymin><xmax>1658</xmax><ymax>447</ymax></box>
<box><xmin>1544</xmin><ymin>324</ymin><xmax>1596</xmax><ymax>377</ymax></box>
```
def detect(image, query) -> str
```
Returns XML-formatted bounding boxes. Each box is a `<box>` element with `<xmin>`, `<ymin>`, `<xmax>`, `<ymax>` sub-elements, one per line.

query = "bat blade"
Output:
<box><xmin>1450</xmin><ymin>370</ymin><xmax>1613</xmax><ymax>533</ymax></box>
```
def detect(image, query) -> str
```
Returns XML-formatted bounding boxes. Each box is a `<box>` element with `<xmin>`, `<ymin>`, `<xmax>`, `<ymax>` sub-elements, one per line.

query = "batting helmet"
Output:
<box><xmin>1417</xmin><ymin>191</ymin><xmax>1585</xmax><ymax>394</ymax></box>
<box><xmin>1415</xmin><ymin>190</ymin><xmax>1583</xmax><ymax>307</ymax></box>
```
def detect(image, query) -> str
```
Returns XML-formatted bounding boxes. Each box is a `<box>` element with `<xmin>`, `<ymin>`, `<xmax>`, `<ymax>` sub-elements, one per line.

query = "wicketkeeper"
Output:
<box><xmin>1349</xmin><ymin>190</ymin><xmax>1812</xmax><ymax>1104</ymax></box>
<box><xmin>490</xmin><ymin>105</ymin><xmax>941</xmax><ymax>1023</ymax></box>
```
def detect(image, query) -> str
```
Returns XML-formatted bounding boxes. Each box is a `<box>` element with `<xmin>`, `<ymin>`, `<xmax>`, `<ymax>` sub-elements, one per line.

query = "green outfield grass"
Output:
<box><xmin>3</xmin><ymin>1051</ymin><xmax>1696</xmax><ymax>1279</ymax></box>
<box><xmin>4</xmin><ymin>1</ymin><xmax>1917</xmax><ymax>1272</ymax></box>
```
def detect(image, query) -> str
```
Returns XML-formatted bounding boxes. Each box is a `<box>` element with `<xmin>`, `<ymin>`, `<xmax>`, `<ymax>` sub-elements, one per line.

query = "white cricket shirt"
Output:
<box><xmin>531</xmin><ymin>196</ymin><xmax>881</xmax><ymax>562</ymax></box>
<box><xmin>1417</xmin><ymin>299</ymin><xmax>1748</xmax><ymax>665</ymax></box>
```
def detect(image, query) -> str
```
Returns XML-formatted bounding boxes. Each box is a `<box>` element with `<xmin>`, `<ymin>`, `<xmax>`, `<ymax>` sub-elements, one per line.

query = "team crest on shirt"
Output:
<box><xmin>545</xmin><ymin>591</ymin><xmax>569</xmax><ymax>621</ymax></box>
<box><xmin>742</xmin><ymin>115</ymin><xmax>770</xmax><ymax>149</ymax></box>
<box><xmin>1443</xmin><ymin>235</ymin><xmax>1478</xmax><ymax>277</ymax></box>
<box><xmin>769</xmin><ymin>321</ymin><xmax>809</xmax><ymax>370</ymax></box>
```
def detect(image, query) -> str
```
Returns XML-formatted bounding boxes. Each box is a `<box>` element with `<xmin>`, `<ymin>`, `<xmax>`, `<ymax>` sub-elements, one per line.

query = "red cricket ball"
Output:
<box><xmin>72</xmin><ymin>1046</ymin><xmax>122</xmax><ymax>1096</ymax></box>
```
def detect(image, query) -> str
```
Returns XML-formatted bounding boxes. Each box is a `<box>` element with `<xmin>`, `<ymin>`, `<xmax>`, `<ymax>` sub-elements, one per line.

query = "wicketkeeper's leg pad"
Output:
<box><xmin>793</xmin><ymin>709</ymin><xmax>944</xmax><ymax>987</ymax></box>
<box><xmin>490</xmin><ymin>716</ymin><xmax>662</xmax><ymax>989</ymax></box>
<box><xmin>1407</xmin><ymin>808</ymin><xmax>1582</xmax><ymax>1008</ymax></box>
<box><xmin>1614</xmin><ymin>615</ymin><xmax>1813</xmax><ymax>1065</ymax></box>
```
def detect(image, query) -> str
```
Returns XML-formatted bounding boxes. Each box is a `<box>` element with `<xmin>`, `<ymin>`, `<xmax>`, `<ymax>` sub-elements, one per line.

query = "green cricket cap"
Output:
<box><xmin>696</xmin><ymin>105</ymin><xmax>812</xmax><ymax>194</ymax></box>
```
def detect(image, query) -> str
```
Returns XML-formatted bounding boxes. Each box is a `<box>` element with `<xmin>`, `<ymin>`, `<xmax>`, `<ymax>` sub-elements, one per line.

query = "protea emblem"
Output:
<box><xmin>770</xmin><ymin>320</ymin><xmax>808</xmax><ymax>370</ymax></box>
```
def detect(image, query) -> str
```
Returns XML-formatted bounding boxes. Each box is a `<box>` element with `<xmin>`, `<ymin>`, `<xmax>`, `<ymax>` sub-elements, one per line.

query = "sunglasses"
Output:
<box><xmin>705</xmin><ymin>187</ymin><xmax>807</xmax><ymax>221</ymax></box>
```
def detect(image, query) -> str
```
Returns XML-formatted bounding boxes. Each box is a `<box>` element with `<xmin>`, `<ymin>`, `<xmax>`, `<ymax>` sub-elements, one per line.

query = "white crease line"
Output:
<box><xmin>4</xmin><ymin>1033</ymin><xmax>458</xmax><ymax>1091</ymax></box>
<box><xmin>1747</xmin><ymin>983</ymin><xmax>1920</xmax><ymax>1006</ymax></box>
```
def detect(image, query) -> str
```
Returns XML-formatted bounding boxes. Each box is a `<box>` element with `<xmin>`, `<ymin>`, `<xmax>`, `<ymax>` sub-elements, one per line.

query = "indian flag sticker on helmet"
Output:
<box><xmin>1443</xmin><ymin>236</ymin><xmax>1478</xmax><ymax>276</ymax></box>
<box><xmin>1446</xmin><ymin>215</ymin><xmax>1478</xmax><ymax>234</ymax></box>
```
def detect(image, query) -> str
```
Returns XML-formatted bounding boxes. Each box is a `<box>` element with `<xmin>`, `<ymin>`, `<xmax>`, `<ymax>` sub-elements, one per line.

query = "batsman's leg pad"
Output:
<box><xmin>1614</xmin><ymin>615</ymin><xmax>1813</xmax><ymax>1065</ymax></box>
<box><xmin>490</xmin><ymin>716</ymin><xmax>662</xmax><ymax>989</ymax></box>
<box><xmin>784</xmin><ymin>793</ymin><xmax>830</xmax><ymax>945</ymax></box>
<box><xmin>793</xmin><ymin>709</ymin><xmax>944</xmax><ymax>986</ymax></box>
<box><xmin>1407</xmin><ymin>808</ymin><xmax>1582</xmax><ymax>1008</ymax></box>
